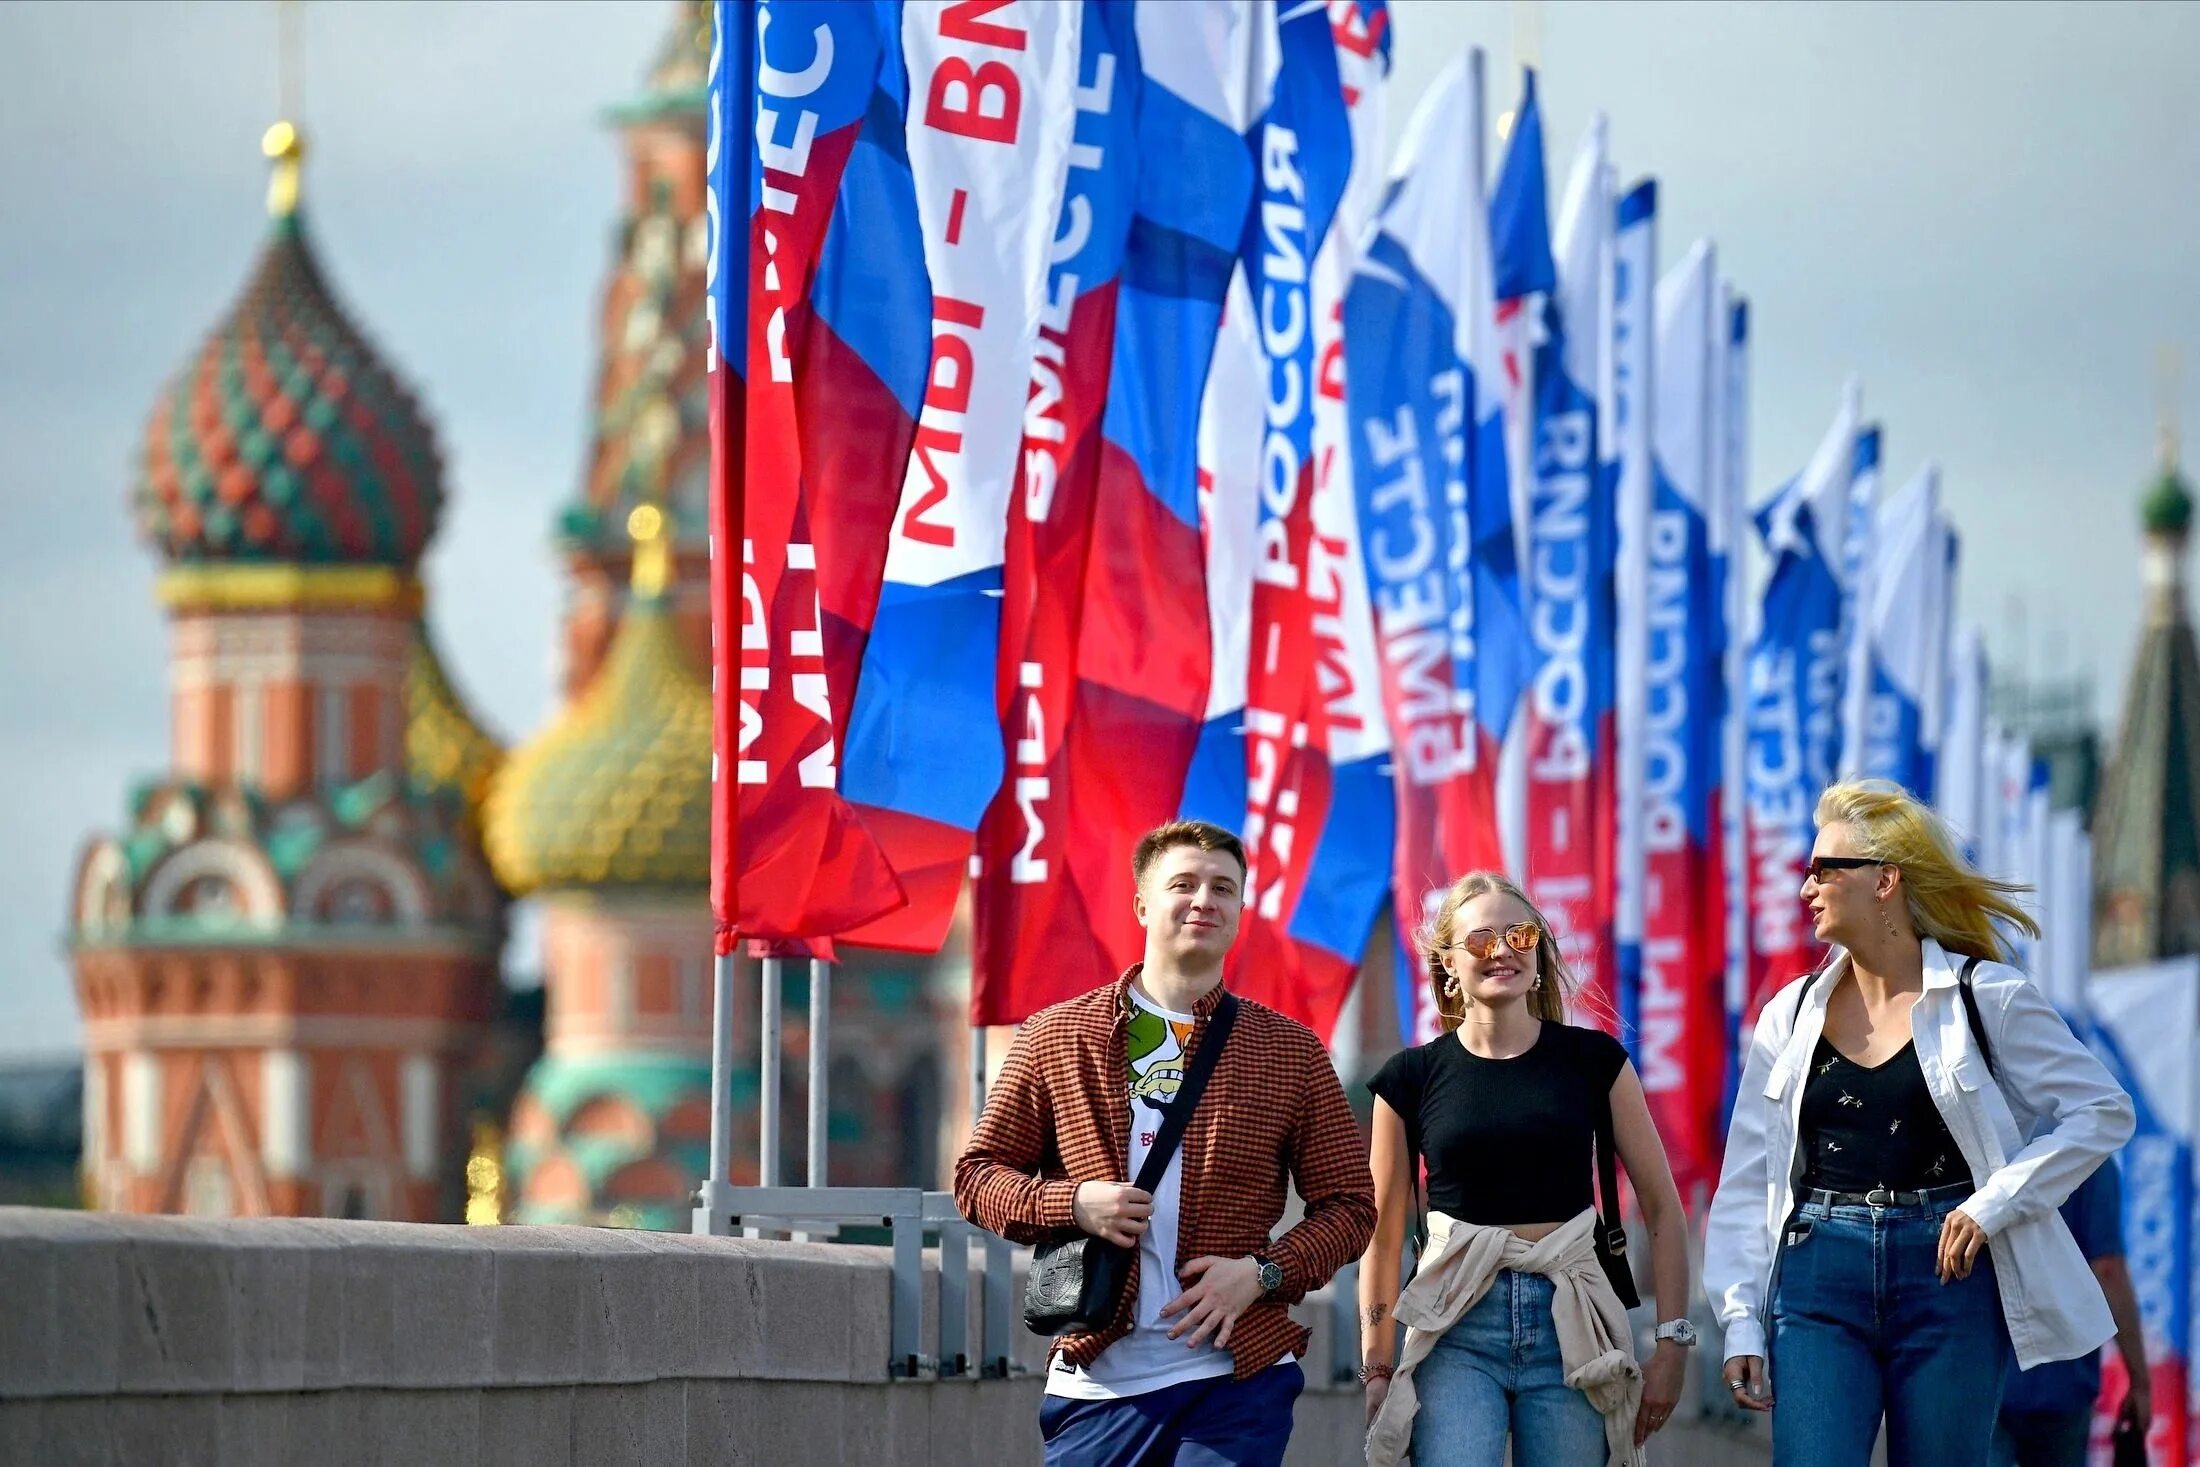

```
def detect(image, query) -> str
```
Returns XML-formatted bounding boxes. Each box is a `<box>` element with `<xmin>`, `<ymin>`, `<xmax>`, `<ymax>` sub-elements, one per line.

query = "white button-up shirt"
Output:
<box><xmin>1703</xmin><ymin>940</ymin><xmax>2135</xmax><ymax>1371</ymax></box>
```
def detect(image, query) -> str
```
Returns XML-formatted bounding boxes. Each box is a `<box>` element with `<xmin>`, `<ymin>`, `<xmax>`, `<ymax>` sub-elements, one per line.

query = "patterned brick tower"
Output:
<box><xmin>2093</xmin><ymin>427</ymin><xmax>2200</xmax><ymax>966</ymax></box>
<box><xmin>68</xmin><ymin>119</ymin><xmax>505</xmax><ymax>1220</ymax></box>
<box><xmin>481</xmin><ymin>4</ymin><xmax>966</xmax><ymax>1222</ymax></box>
<box><xmin>557</xmin><ymin>0</ymin><xmax>713</xmax><ymax>696</ymax></box>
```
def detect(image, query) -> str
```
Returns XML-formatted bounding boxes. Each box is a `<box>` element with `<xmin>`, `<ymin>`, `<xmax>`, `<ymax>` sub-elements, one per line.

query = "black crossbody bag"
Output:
<box><xmin>1023</xmin><ymin>992</ymin><xmax>1240</xmax><ymax>1337</ymax></box>
<box><xmin>1406</xmin><ymin>1039</ymin><xmax>1641</xmax><ymax>1310</ymax></box>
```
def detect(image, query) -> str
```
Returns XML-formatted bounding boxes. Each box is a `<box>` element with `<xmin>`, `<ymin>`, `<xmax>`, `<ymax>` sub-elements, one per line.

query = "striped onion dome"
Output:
<box><xmin>133</xmin><ymin>146</ymin><xmax>444</xmax><ymax>568</ymax></box>
<box><xmin>482</xmin><ymin>507</ymin><xmax>711</xmax><ymax>894</ymax></box>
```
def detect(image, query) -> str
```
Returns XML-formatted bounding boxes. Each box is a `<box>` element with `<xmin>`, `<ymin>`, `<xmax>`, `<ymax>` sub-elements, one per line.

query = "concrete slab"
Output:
<box><xmin>487</xmin><ymin>1230</ymin><xmax>590</xmax><ymax>1387</ymax></box>
<box><xmin>477</xmin><ymin>1385</ymin><xmax>576</xmax><ymax>1467</ymax></box>
<box><xmin>382</xmin><ymin>1228</ymin><xmax>498</xmax><ymax>1389</ymax></box>
<box><xmin>223</xmin><ymin>1228</ymin><xmax>315</xmax><ymax>1393</ymax></box>
<box><xmin>113</xmin><ymin>1223</ymin><xmax>236</xmax><ymax>1394</ymax></box>
<box><xmin>681</xmin><ymin>1377</ymin><xmax>760</xmax><ymax>1466</ymax></box>
<box><xmin>9</xmin><ymin>1397</ymin><xmax>116</xmax><ymax>1467</ymax></box>
<box><xmin>109</xmin><ymin>1393</ymin><xmax>223</xmax><ymax>1466</ymax></box>
<box><xmin>362</xmin><ymin>1386</ymin><xmax>484</xmax><ymax>1462</ymax></box>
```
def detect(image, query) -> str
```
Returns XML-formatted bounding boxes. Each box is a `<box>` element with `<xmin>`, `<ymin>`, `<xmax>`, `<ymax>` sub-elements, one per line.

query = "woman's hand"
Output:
<box><xmin>1633</xmin><ymin>1341</ymin><xmax>1685</xmax><ymax>1444</ymax></box>
<box><xmin>1364</xmin><ymin>1374</ymin><xmax>1390</xmax><ymax>1426</ymax></box>
<box><xmin>1723</xmin><ymin>1354</ymin><xmax>1773</xmax><ymax>1412</ymax></box>
<box><xmin>1937</xmin><ymin>1207</ymin><xmax>1988</xmax><ymax>1282</ymax></box>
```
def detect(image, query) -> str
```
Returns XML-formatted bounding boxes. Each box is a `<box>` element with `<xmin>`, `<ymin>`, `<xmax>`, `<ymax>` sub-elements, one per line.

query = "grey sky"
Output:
<box><xmin>2</xmin><ymin>0</ymin><xmax>2196</xmax><ymax>1060</ymax></box>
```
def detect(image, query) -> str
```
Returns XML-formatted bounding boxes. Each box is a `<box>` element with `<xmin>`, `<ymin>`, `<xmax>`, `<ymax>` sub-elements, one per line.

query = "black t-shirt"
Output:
<box><xmin>1799</xmin><ymin>1037</ymin><xmax>1964</xmax><ymax>1193</ymax></box>
<box><xmin>1367</xmin><ymin>1023</ymin><xmax>1631</xmax><ymax>1226</ymax></box>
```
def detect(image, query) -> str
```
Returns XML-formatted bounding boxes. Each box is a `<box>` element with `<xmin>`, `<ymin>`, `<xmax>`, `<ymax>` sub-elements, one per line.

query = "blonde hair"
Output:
<box><xmin>1814</xmin><ymin>778</ymin><xmax>2040</xmax><ymax>963</ymax></box>
<box><xmin>1416</xmin><ymin>871</ymin><xmax>1578</xmax><ymax>1029</ymax></box>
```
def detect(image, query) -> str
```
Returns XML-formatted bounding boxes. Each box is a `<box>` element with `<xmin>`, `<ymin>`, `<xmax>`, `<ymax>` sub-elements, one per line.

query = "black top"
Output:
<box><xmin>1367</xmin><ymin>1023</ymin><xmax>1631</xmax><ymax>1226</ymax></box>
<box><xmin>1798</xmin><ymin>1037</ymin><xmax>1963</xmax><ymax>1193</ymax></box>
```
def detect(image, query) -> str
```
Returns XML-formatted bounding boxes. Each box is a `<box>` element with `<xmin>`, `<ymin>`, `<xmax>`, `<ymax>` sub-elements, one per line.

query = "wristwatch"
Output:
<box><xmin>1253</xmin><ymin>1255</ymin><xmax>1285</xmax><ymax>1297</ymax></box>
<box><xmin>1653</xmin><ymin>1318</ymin><xmax>1699</xmax><ymax>1348</ymax></box>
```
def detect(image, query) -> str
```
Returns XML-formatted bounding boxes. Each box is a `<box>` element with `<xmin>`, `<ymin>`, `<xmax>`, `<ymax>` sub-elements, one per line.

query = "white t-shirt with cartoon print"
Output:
<box><xmin>1044</xmin><ymin>985</ymin><xmax>1237</xmax><ymax>1399</ymax></box>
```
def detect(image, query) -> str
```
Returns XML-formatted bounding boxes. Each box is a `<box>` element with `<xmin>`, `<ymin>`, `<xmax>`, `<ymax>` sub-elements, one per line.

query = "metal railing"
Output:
<box><xmin>694</xmin><ymin>1184</ymin><xmax>1024</xmax><ymax>1381</ymax></box>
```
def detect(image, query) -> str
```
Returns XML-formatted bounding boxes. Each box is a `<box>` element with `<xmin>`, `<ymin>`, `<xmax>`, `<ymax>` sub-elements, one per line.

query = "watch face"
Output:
<box><xmin>1258</xmin><ymin>1260</ymin><xmax>1284</xmax><ymax>1293</ymax></box>
<box><xmin>1661</xmin><ymin>1319</ymin><xmax>1698</xmax><ymax>1345</ymax></box>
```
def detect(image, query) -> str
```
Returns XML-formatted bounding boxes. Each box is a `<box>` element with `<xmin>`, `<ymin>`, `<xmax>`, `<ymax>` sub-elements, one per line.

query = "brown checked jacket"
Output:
<box><xmin>953</xmin><ymin>968</ymin><xmax>1376</xmax><ymax>1380</ymax></box>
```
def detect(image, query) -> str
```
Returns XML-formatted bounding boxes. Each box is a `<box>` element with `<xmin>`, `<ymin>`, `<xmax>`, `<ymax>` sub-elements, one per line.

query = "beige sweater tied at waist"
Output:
<box><xmin>1364</xmin><ymin>1207</ymin><xmax>1644</xmax><ymax>1467</ymax></box>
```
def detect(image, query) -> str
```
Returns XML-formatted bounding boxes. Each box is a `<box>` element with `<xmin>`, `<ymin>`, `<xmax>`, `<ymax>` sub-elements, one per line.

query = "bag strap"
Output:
<box><xmin>1958</xmin><ymin>955</ymin><xmax>1995</xmax><ymax>1078</ymax></box>
<box><xmin>1592</xmin><ymin>1066</ymin><xmax>1627</xmax><ymax>1259</ymax></box>
<box><xmin>1793</xmin><ymin>951</ymin><xmax>1995</xmax><ymax>1078</ymax></box>
<box><xmin>1130</xmin><ymin>991</ymin><xmax>1239</xmax><ymax>1196</ymax></box>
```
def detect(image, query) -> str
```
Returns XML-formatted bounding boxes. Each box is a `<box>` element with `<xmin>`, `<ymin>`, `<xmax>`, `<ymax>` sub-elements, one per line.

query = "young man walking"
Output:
<box><xmin>955</xmin><ymin>820</ymin><xmax>1376</xmax><ymax>1466</ymax></box>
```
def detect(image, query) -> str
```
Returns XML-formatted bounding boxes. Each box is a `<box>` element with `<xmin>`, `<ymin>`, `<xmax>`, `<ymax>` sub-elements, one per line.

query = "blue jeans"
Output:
<box><xmin>1990</xmin><ymin>1408</ymin><xmax>2092</xmax><ymax>1467</ymax></box>
<box><xmin>1039</xmin><ymin>1360</ymin><xmax>1303</xmax><ymax>1466</ymax></box>
<box><xmin>1771</xmin><ymin>1195</ymin><xmax>2012</xmax><ymax>1466</ymax></box>
<box><xmin>1409</xmin><ymin>1269</ymin><xmax>1610</xmax><ymax>1467</ymax></box>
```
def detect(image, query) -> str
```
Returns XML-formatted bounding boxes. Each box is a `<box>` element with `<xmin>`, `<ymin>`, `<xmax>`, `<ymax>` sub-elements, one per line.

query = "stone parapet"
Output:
<box><xmin>0</xmin><ymin>1208</ymin><xmax>1770</xmax><ymax>1464</ymax></box>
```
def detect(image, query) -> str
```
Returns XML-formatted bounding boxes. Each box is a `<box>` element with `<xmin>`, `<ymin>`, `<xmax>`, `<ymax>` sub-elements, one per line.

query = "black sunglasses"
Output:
<box><xmin>1804</xmin><ymin>856</ymin><xmax>1884</xmax><ymax>884</ymax></box>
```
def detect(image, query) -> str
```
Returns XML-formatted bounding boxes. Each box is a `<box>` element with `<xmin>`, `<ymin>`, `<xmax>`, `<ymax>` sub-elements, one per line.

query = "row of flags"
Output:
<box><xmin>704</xmin><ymin>0</ymin><xmax>2089</xmax><ymax>1202</ymax></box>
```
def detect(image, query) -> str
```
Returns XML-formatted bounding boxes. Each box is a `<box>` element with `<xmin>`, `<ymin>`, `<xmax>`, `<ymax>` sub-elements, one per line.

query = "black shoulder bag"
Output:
<box><xmin>1023</xmin><ymin>992</ymin><xmax>1239</xmax><ymax>1337</ymax></box>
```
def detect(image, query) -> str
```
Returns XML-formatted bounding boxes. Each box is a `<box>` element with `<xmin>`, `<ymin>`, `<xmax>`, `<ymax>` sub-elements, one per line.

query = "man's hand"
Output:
<box><xmin>1072</xmin><ymin>1182</ymin><xmax>1152</xmax><ymax>1247</ymax></box>
<box><xmin>1633</xmin><ymin>1340</ymin><xmax>1685</xmax><ymax>1445</ymax></box>
<box><xmin>1159</xmin><ymin>1255</ymin><xmax>1263</xmax><ymax>1350</ymax></box>
<box><xmin>1937</xmin><ymin>1208</ymin><xmax>1988</xmax><ymax>1283</ymax></box>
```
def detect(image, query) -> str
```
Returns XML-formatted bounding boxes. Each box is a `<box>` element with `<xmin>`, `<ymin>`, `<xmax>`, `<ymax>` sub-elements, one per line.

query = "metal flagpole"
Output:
<box><xmin>969</xmin><ymin>1023</ymin><xmax>986</xmax><ymax>1129</ymax></box>
<box><xmin>807</xmin><ymin>959</ymin><xmax>830</xmax><ymax>1187</ymax></box>
<box><xmin>759</xmin><ymin>956</ymin><xmax>783</xmax><ymax>1189</ymax></box>
<box><xmin>695</xmin><ymin>949</ymin><xmax>738</xmax><ymax>1235</ymax></box>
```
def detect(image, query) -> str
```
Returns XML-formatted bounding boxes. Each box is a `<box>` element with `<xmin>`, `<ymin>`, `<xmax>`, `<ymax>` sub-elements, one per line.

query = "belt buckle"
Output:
<box><xmin>1863</xmin><ymin>1185</ymin><xmax>1894</xmax><ymax>1208</ymax></box>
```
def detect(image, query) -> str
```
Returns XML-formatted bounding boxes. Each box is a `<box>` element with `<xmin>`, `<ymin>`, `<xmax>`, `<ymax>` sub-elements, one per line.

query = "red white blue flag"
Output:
<box><xmin>1741</xmin><ymin>381</ymin><xmax>1859</xmax><ymax>1024</ymax></box>
<box><xmin>722</xmin><ymin>0</ymin><xmax>915</xmax><ymax>946</ymax></box>
<box><xmin>1637</xmin><ymin>234</ymin><xmax>1730</xmax><ymax>1193</ymax></box>
<box><xmin>1346</xmin><ymin>48</ymin><xmax>1526</xmax><ymax>1041</ymax></box>
<box><xmin>837</xmin><ymin>0</ymin><xmax>1084</xmax><ymax>953</ymax></box>
<box><xmin>1498</xmin><ymin>91</ymin><xmax>1622</xmax><ymax>1030</ymax></box>
<box><xmin>978</xmin><ymin>0</ymin><xmax>1261</xmax><ymax>1021</ymax></box>
<box><xmin>968</xmin><ymin>0</ymin><xmax>1139</xmax><ymax>1022</ymax></box>
<box><xmin>1175</xmin><ymin>0</ymin><xmax>1361</xmax><ymax>1035</ymax></box>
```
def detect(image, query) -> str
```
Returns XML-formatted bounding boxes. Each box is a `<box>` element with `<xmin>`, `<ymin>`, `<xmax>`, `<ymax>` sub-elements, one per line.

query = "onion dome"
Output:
<box><xmin>484</xmin><ymin>506</ymin><xmax>711</xmax><ymax>894</ymax></box>
<box><xmin>133</xmin><ymin>122</ymin><xmax>444</xmax><ymax>568</ymax></box>
<box><xmin>2145</xmin><ymin>464</ymin><xmax>2194</xmax><ymax>540</ymax></box>
<box><xmin>405</xmin><ymin>619</ymin><xmax>506</xmax><ymax>831</ymax></box>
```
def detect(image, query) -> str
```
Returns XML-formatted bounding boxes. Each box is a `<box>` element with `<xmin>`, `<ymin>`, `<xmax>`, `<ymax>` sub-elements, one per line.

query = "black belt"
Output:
<box><xmin>1802</xmin><ymin>1181</ymin><xmax>1972</xmax><ymax>1209</ymax></box>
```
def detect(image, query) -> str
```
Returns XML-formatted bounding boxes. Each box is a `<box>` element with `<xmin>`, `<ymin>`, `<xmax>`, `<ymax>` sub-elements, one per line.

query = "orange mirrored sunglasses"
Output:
<box><xmin>1455</xmin><ymin>922</ymin><xmax>1542</xmax><ymax>961</ymax></box>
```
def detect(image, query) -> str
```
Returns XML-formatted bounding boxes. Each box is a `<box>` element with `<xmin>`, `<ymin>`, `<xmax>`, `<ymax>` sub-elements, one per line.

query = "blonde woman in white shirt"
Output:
<box><xmin>1704</xmin><ymin>780</ymin><xmax>2134</xmax><ymax>1466</ymax></box>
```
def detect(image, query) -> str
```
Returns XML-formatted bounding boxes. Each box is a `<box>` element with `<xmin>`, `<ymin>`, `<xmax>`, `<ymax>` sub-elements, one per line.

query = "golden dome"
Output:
<box><xmin>483</xmin><ymin>508</ymin><xmax>709</xmax><ymax>894</ymax></box>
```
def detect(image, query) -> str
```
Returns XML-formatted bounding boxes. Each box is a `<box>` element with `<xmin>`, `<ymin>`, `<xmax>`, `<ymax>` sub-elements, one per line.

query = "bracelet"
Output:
<box><xmin>1357</xmin><ymin>1362</ymin><xmax>1397</xmax><ymax>1384</ymax></box>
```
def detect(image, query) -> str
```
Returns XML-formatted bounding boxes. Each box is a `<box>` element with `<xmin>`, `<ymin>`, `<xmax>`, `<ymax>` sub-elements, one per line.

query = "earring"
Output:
<box><xmin>1532</xmin><ymin>975</ymin><xmax>1544</xmax><ymax>990</ymax></box>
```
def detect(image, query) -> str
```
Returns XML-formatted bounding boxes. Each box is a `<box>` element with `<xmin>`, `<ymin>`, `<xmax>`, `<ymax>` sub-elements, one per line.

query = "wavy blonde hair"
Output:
<box><xmin>1416</xmin><ymin>871</ymin><xmax>1580</xmax><ymax>1029</ymax></box>
<box><xmin>1815</xmin><ymin>778</ymin><xmax>2040</xmax><ymax>963</ymax></box>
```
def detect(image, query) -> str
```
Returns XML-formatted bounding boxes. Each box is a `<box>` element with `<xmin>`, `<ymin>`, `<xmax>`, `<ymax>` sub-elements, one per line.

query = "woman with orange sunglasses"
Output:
<box><xmin>1358</xmin><ymin>871</ymin><xmax>1692</xmax><ymax>1465</ymax></box>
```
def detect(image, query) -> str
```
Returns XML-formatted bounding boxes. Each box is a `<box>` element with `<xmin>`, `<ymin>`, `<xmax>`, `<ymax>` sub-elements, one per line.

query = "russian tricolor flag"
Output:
<box><xmin>724</xmin><ymin>1</ymin><xmax>914</xmax><ymax>944</ymax></box>
<box><xmin>969</xmin><ymin>0</ymin><xmax>1140</xmax><ymax>1024</ymax></box>
<box><xmin>837</xmin><ymin>1</ymin><xmax>1084</xmax><ymax>953</ymax></box>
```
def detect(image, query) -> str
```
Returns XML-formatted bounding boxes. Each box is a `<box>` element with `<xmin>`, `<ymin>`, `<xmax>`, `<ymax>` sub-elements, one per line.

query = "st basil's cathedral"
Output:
<box><xmin>64</xmin><ymin>3</ymin><xmax>967</xmax><ymax>1228</ymax></box>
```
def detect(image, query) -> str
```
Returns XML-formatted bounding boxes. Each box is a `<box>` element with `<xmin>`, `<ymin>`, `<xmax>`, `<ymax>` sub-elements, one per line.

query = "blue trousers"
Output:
<box><xmin>1408</xmin><ymin>1269</ymin><xmax>1610</xmax><ymax>1467</ymax></box>
<box><xmin>1038</xmin><ymin>1360</ymin><xmax>1304</xmax><ymax>1467</ymax></box>
<box><xmin>1771</xmin><ymin>1195</ymin><xmax>2012</xmax><ymax>1467</ymax></box>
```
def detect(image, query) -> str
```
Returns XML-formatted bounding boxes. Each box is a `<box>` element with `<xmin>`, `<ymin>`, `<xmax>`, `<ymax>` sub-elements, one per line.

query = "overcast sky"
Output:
<box><xmin>2</xmin><ymin>0</ymin><xmax>2196</xmax><ymax>1061</ymax></box>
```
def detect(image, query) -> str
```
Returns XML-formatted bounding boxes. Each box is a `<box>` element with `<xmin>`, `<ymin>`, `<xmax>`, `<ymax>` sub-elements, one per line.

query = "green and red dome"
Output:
<box><xmin>135</xmin><ymin>212</ymin><xmax>444</xmax><ymax>567</ymax></box>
